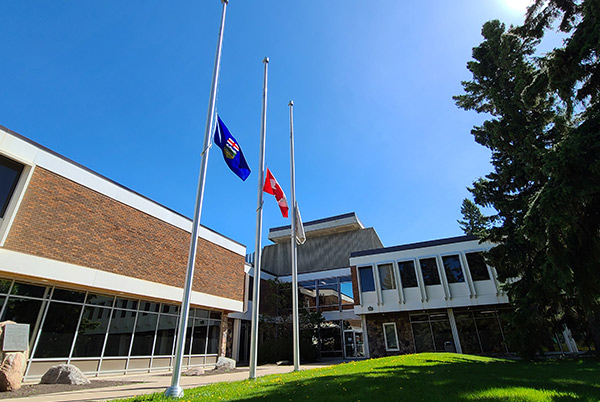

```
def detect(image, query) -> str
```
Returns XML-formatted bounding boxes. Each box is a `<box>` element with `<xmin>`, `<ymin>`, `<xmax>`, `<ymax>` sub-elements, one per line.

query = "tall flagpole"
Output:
<box><xmin>289</xmin><ymin>100</ymin><xmax>300</xmax><ymax>371</ymax></box>
<box><xmin>165</xmin><ymin>0</ymin><xmax>228</xmax><ymax>398</ymax></box>
<box><xmin>249</xmin><ymin>57</ymin><xmax>269</xmax><ymax>380</ymax></box>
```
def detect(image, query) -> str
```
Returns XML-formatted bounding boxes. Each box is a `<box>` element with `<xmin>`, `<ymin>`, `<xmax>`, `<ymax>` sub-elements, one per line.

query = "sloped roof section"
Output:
<box><xmin>261</xmin><ymin>227</ymin><xmax>383</xmax><ymax>276</ymax></box>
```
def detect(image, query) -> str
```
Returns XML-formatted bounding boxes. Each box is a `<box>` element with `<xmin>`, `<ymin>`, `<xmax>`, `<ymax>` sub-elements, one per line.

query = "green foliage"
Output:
<box><xmin>457</xmin><ymin>198</ymin><xmax>492</xmax><ymax>237</ymax></box>
<box><xmin>455</xmin><ymin>0</ymin><xmax>600</xmax><ymax>357</ymax></box>
<box><xmin>117</xmin><ymin>353</ymin><xmax>600</xmax><ymax>402</ymax></box>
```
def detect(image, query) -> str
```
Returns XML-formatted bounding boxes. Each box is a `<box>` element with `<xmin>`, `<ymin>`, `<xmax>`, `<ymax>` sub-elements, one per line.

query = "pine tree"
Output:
<box><xmin>457</xmin><ymin>198</ymin><xmax>490</xmax><ymax>237</ymax></box>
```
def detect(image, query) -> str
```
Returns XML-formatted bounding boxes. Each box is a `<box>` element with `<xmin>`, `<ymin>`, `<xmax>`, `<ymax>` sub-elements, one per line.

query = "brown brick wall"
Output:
<box><xmin>366</xmin><ymin>312</ymin><xmax>415</xmax><ymax>358</ymax></box>
<box><xmin>3</xmin><ymin>167</ymin><xmax>244</xmax><ymax>303</ymax></box>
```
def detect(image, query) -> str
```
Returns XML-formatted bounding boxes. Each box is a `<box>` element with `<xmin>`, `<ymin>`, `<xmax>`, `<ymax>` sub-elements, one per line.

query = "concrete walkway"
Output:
<box><xmin>20</xmin><ymin>362</ymin><xmax>339</xmax><ymax>402</ymax></box>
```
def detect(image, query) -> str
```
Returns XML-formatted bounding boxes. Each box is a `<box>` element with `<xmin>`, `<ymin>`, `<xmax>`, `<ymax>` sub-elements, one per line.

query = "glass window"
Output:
<box><xmin>86</xmin><ymin>294</ymin><xmax>114</xmax><ymax>306</ymax></box>
<box><xmin>466</xmin><ymin>252</ymin><xmax>490</xmax><ymax>281</ymax></box>
<box><xmin>431</xmin><ymin>319</ymin><xmax>453</xmax><ymax>352</ymax></box>
<box><xmin>455</xmin><ymin>311</ymin><xmax>482</xmax><ymax>354</ymax></box>
<box><xmin>154</xmin><ymin>314</ymin><xmax>177</xmax><ymax>356</ymax></box>
<box><xmin>191</xmin><ymin>318</ymin><xmax>208</xmax><ymax>354</ymax></box>
<box><xmin>209</xmin><ymin>311</ymin><xmax>222</xmax><ymax>320</ymax></box>
<box><xmin>131</xmin><ymin>312</ymin><xmax>158</xmax><ymax>356</ymax></box>
<box><xmin>162</xmin><ymin>304</ymin><xmax>179</xmax><ymax>315</ymax></box>
<box><xmin>398</xmin><ymin>261</ymin><xmax>418</xmax><ymax>288</ymax></box>
<box><xmin>104</xmin><ymin>309</ymin><xmax>135</xmax><ymax>356</ymax></box>
<box><xmin>419</xmin><ymin>258</ymin><xmax>441</xmax><ymax>286</ymax></box>
<box><xmin>339</xmin><ymin>277</ymin><xmax>354</xmax><ymax>310</ymax></box>
<box><xmin>1</xmin><ymin>297</ymin><xmax>44</xmax><ymax>340</ymax></box>
<box><xmin>0</xmin><ymin>279</ymin><xmax>12</xmax><ymax>294</ymax></box>
<box><xmin>139</xmin><ymin>302</ymin><xmax>160</xmax><ymax>313</ymax></box>
<box><xmin>442</xmin><ymin>255</ymin><xmax>465</xmax><ymax>284</ymax></box>
<box><xmin>0</xmin><ymin>154</ymin><xmax>24</xmax><ymax>218</ymax></box>
<box><xmin>206</xmin><ymin>321</ymin><xmax>220</xmax><ymax>354</ymax></box>
<box><xmin>35</xmin><ymin>302</ymin><xmax>82</xmax><ymax>358</ymax></box>
<box><xmin>298</xmin><ymin>281</ymin><xmax>317</xmax><ymax>311</ymax></box>
<box><xmin>358</xmin><ymin>267</ymin><xmax>375</xmax><ymax>292</ymax></box>
<box><xmin>412</xmin><ymin>321</ymin><xmax>434</xmax><ymax>352</ymax></box>
<box><xmin>52</xmin><ymin>288</ymin><xmax>86</xmax><ymax>303</ymax></box>
<box><xmin>115</xmin><ymin>298</ymin><xmax>138</xmax><ymax>311</ymax></box>
<box><xmin>320</xmin><ymin>321</ymin><xmax>342</xmax><ymax>358</ymax></box>
<box><xmin>10</xmin><ymin>282</ymin><xmax>46</xmax><ymax>298</ymax></box>
<box><xmin>247</xmin><ymin>276</ymin><xmax>254</xmax><ymax>302</ymax></box>
<box><xmin>72</xmin><ymin>306</ymin><xmax>111</xmax><ymax>357</ymax></box>
<box><xmin>474</xmin><ymin>310</ymin><xmax>505</xmax><ymax>354</ymax></box>
<box><xmin>383</xmin><ymin>323</ymin><xmax>399</xmax><ymax>351</ymax></box>
<box><xmin>318</xmin><ymin>279</ymin><xmax>339</xmax><ymax>311</ymax></box>
<box><xmin>378</xmin><ymin>264</ymin><xmax>396</xmax><ymax>290</ymax></box>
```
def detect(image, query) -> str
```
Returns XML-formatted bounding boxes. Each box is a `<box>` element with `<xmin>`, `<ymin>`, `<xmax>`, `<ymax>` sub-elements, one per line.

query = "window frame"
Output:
<box><xmin>382</xmin><ymin>322</ymin><xmax>399</xmax><ymax>351</ymax></box>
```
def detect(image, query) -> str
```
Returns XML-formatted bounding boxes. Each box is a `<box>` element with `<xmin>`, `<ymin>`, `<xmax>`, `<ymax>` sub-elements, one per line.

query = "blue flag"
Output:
<box><xmin>214</xmin><ymin>116</ymin><xmax>251</xmax><ymax>181</ymax></box>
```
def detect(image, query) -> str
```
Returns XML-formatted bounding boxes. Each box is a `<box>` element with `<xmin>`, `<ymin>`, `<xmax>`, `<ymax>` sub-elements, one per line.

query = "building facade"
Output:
<box><xmin>0</xmin><ymin>125</ymin><xmax>247</xmax><ymax>380</ymax></box>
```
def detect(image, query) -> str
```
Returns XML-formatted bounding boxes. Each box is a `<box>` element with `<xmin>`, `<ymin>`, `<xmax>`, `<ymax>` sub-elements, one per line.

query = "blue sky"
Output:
<box><xmin>1</xmin><ymin>1</ymin><xmax>536</xmax><ymax>253</ymax></box>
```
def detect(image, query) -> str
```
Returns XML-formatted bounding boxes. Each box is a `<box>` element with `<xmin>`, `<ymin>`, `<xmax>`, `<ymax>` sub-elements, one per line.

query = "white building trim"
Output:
<box><xmin>0</xmin><ymin>249</ymin><xmax>243</xmax><ymax>312</ymax></box>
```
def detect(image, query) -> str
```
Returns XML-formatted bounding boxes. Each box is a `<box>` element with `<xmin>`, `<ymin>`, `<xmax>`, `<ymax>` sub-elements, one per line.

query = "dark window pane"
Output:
<box><xmin>184</xmin><ymin>316</ymin><xmax>194</xmax><ymax>355</ymax></box>
<box><xmin>383</xmin><ymin>323</ymin><xmax>398</xmax><ymax>350</ymax></box>
<box><xmin>412</xmin><ymin>322</ymin><xmax>434</xmax><ymax>352</ymax></box>
<box><xmin>455</xmin><ymin>312</ymin><xmax>481</xmax><ymax>354</ymax></box>
<box><xmin>86</xmin><ymin>294</ymin><xmax>114</xmax><ymax>306</ymax></box>
<box><xmin>476</xmin><ymin>317</ymin><xmax>504</xmax><ymax>354</ymax></box>
<box><xmin>410</xmin><ymin>314</ymin><xmax>429</xmax><ymax>322</ymax></box>
<box><xmin>398</xmin><ymin>261</ymin><xmax>418</xmax><ymax>288</ymax></box>
<box><xmin>431</xmin><ymin>319</ymin><xmax>453</xmax><ymax>352</ymax></box>
<box><xmin>115</xmin><ymin>298</ymin><xmax>138</xmax><ymax>311</ymax></box>
<box><xmin>209</xmin><ymin>311</ymin><xmax>222</xmax><ymax>320</ymax></box>
<box><xmin>0</xmin><ymin>280</ymin><xmax>12</xmax><ymax>294</ymax></box>
<box><xmin>1</xmin><ymin>297</ymin><xmax>43</xmax><ymax>340</ymax></box>
<box><xmin>162</xmin><ymin>304</ymin><xmax>179</xmax><ymax>315</ymax></box>
<box><xmin>35</xmin><ymin>302</ymin><xmax>82</xmax><ymax>358</ymax></box>
<box><xmin>131</xmin><ymin>312</ymin><xmax>158</xmax><ymax>356</ymax></box>
<box><xmin>320</xmin><ymin>321</ymin><xmax>342</xmax><ymax>357</ymax></box>
<box><xmin>419</xmin><ymin>258</ymin><xmax>440</xmax><ymax>286</ymax></box>
<box><xmin>358</xmin><ymin>267</ymin><xmax>375</xmax><ymax>292</ymax></box>
<box><xmin>73</xmin><ymin>306</ymin><xmax>110</xmax><ymax>357</ymax></box>
<box><xmin>154</xmin><ymin>314</ymin><xmax>177</xmax><ymax>356</ymax></box>
<box><xmin>191</xmin><ymin>319</ymin><xmax>208</xmax><ymax>354</ymax></box>
<box><xmin>378</xmin><ymin>264</ymin><xmax>396</xmax><ymax>290</ymax></box>
<box><xmin>10</xmin><ymin>282</ymin><xmax>46</xmax><ymax>298</ymax></box>
<box><xmin>247</xmin><ymin>276</ymin><xmax>253</xmax><ymax>301</ymax></box>
<box><xmin>206</xmin><ymin>322</ymin><xmax>220</xmax><ymax>354</ymax></box>
<box><xmin>139</xmin><ymin>302</ymin><xmax>159</xmax><ymax>312</ymax></box>
<box><xmin>194</xmin><ymin>309</ymin><xmax>209</xmax><ymax>319</ymax></box>
<box><xmin>466</xmin><ymin>252</ymin><xmax>490</xmax><ymax>281</ymax></box>
<box><xmin>52</xmin><ymin>288</ymin><xmax>85</xmax><ymax>303</ymax></box>
<box><xmin>104</xmin><ymin>309</ymin><xmax>135</xmax><ymax>356</ymax></box>
<box><xmin>0</xmin><ymin>155</ymin><xmax>23</xmax><ymax>218</ymax></box>
<box><xmin>442</xmin><ymin>255</ymin><xmax>465</xmax><ymax>283</ymax></box>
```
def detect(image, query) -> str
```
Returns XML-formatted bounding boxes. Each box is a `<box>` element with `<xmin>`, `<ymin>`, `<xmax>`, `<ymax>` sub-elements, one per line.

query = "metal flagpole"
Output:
<box><xmin>165</xmin><ymin>0</ymin><xmax>228</xmax><ymax>398</ymax></box>
<box><xmin>249</xmin><ymin>57</ymin><xmax>269</xmax><ymax>380</ymax></box>
<box><xmin>289</xmin><ymin>100</ymin><xmax>300</xmax><ymax>371</ymax></box>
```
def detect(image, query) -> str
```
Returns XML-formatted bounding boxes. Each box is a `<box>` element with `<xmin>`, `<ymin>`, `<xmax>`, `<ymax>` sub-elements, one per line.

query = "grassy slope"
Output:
<box><xmin>122</xmin><ymin>353</ymin><xmax>600</xmax><ymax>402</ymax></box>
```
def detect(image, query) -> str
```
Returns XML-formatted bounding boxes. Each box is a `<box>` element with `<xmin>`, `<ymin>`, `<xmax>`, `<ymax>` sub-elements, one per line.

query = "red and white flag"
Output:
<box><xmin>263</xmin><ymin>168</ymin><xmax>289</xmax><ymax>218</ymax></box>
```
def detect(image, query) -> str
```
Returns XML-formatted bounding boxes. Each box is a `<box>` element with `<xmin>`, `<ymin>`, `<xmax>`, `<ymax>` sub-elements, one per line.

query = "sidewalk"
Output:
<box><xmin>19</xmin><ymin>362</ymin><xmax>339</xmax><ymax>402</ymax></box>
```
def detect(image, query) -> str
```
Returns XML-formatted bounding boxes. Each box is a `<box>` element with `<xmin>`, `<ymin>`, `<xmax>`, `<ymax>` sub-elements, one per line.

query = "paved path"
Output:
<box><xmin>20</xmin><ymin>362</ymin><xmax>339</xmax><ymax>402</ymax></box>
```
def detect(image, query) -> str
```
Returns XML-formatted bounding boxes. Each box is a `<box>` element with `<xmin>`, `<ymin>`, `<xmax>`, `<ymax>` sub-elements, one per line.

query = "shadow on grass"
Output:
<box><xmin>223</xmin><ymin>357</ymin><xmax>600</xmax><ymax>402</ymax></box>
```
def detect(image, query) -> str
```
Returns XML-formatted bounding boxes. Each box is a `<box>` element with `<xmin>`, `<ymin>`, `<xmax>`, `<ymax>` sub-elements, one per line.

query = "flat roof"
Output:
<box><xmin>350</xmin><ymin>235</ymin><xmax>478</xmax><ymax>258</ymax></box>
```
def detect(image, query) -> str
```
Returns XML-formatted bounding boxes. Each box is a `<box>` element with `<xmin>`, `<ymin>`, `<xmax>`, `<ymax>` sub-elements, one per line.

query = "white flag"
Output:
<box><xmin>295</xmin><ymin>203</ymin><xmax>306</xmax><ymax>245</ymax></box>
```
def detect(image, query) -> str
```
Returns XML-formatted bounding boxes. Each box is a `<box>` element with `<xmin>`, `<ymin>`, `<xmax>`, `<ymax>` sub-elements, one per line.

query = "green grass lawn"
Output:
<box><xmin>120</xmin><ymin>353</ymin><xmax>600</xmax><ymax>401</ymax></box>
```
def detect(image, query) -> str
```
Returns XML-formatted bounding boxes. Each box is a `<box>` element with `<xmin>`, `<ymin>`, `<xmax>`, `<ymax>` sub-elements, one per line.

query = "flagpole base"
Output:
<box><xmin>164</xmin><ymin>385</ymin><xmax>184</xmax><ymax>398</ymax></box>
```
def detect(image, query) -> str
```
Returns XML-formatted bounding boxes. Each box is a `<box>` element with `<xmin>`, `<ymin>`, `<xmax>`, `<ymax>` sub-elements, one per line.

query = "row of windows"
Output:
<box><xmin>358</xmin><ymin>252</ymin><xmax>489</xmax><ymax>293</ymax></box>
<box><xmin>0</xmin><ymin>279</ymin><xmax>222</xmax><ymax>360</ymax></box>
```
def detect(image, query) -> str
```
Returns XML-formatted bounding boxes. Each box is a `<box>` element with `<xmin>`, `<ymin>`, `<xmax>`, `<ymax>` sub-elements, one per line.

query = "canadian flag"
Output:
<box><xmin>263</xmin><ymin>168</ymin><xmax>289</xmax><ymax>218</ymax></box>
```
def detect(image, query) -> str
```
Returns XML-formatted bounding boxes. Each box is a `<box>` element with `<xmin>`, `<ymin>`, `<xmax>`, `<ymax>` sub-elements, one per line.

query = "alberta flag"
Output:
<box><xmin>214</xmin><ymin>116</ymin><xmax>251</xmax><ymax>181</ymax></box>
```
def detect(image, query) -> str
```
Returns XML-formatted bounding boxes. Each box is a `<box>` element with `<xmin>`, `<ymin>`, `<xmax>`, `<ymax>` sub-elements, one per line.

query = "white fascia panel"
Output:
<box><xmin>277</xmin><ymin>267</ymin><xmax>351</xmax><ymax>283</ymax></box>
<box><xmin>0</xmin><ymin>249</ymin><xmax>243</xmax><ymax>312</ymax></box>
<box><xmin>0</xmin><ymin>128</ymin><xmax>245</xmax><ymax>257</ymax></box>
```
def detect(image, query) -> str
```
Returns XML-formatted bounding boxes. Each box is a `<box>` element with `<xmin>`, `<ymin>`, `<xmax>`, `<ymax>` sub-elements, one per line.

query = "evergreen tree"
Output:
<box><xmin>457</xmin><ymin>198</ymin><xmax>490</xmax><ymax>237</ymax></box>
<box><xmin>455</xmin><ymin>0</ymin><xmax>600</xmax><ymax>356</ymax></box>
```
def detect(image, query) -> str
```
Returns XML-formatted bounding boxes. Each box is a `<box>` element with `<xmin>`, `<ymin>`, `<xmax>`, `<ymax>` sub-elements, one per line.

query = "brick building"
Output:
<box><xmin>0</xmin><ymin>125</ymin><xmax>247</xmax><ymax>380</ymax></box>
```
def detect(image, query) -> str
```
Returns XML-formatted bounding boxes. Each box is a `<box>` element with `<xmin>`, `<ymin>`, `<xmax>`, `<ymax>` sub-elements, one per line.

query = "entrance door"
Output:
<box><xmin>344</xmin><ymin>330</ymin><xmax>355</xmax><ymax>358</ymax></box>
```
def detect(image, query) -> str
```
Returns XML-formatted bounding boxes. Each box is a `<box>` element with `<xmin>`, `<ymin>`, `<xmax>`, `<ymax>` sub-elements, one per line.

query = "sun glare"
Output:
<box><xmin>503</xmin><ymin>0</ymin><xmax>533</xmax><ymax>12</ymax></box>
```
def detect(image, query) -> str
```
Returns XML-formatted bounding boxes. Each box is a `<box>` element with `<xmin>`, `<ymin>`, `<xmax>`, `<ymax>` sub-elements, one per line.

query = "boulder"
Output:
<box><xmin>0</xmin><ymin>321</ymin><xmax>28</xmax><ymax>392</ymax></box>
<box><xmin>183</xmin><ymin>367</ymin><xmax>205</xmax><ymax>376</ymax></box>
<box><xmin>40</xmin><ymin>364</ymin><xmax>90</xmax><ymax>385</ymax></box>
<box><xmin>215</xmin><ymin>357</ymin><xmax>236</xmax><ymax>370</ymax></box>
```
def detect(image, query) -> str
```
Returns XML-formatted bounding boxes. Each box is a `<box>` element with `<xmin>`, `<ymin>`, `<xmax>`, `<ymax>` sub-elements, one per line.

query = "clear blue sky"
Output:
<box><xmin>0</xmin><ymin>1</ymin><xmax>535</xmax><ymax>253</ymax></box>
